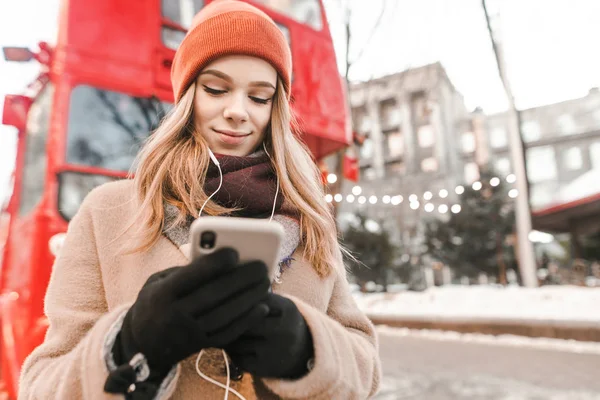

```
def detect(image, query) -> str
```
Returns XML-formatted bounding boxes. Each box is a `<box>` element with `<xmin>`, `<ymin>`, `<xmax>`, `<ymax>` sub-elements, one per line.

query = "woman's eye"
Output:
<box><xmin>250</xmin><ymin>96</ymin><xmax>271</xmax><ymax>105</ymax></box>
<box><xmin>203</xmin><ymin>86</ymin><xmax>226</xmax><ymax>95</ymax></box>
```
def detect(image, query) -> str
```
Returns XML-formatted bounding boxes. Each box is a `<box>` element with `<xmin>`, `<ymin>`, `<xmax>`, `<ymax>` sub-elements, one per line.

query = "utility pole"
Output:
<box><xmin>482</xmin><ymin>0</ymin><xmax>538</xmax><ymax>287</ymax></box>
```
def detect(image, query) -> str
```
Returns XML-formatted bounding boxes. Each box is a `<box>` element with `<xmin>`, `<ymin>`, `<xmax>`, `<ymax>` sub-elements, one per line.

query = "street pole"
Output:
<box><xmin>482</xmin><ymin>0</ymin><xmax>538</xmax><ymax>287</ymax></box>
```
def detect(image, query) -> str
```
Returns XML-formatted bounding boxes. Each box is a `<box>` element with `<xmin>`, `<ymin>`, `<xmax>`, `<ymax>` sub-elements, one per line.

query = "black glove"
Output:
<box><xmin>105</xmin><ymin>248</ymin><xmax>270</xmax><ymax>394</ymax></box>
<box><xmin>225</xmin><ymin>293</ymin><xmax>314</xmax><ymax>380</ymax></box>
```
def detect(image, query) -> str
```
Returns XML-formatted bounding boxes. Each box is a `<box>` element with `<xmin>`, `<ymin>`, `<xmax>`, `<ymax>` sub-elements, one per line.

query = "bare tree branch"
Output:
<box><xmin>347</xmin><ymin>0</ymin><xmax>391</xmax><ymax>74</ymax></box>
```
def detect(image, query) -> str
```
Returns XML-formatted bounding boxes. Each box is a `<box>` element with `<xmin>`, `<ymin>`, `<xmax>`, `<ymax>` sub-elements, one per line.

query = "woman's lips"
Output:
<box><xmin>213</xmin><ymin>129</ymin><xmax>251</xmax><ymax>145</ymax></box>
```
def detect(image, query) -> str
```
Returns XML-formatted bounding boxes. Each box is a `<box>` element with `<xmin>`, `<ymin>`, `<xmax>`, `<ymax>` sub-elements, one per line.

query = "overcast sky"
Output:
<box><xmin>0</xmin><ymin>0</ymin><xmax>599</xmax><ymax>204</ymax></box>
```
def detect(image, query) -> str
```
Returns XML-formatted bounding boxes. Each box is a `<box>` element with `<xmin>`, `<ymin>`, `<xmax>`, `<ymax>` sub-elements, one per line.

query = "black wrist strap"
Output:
<box><xmin>104</xmin><ymin>353</ymin><xmax>152</xmax><ymax>397</ymax></box>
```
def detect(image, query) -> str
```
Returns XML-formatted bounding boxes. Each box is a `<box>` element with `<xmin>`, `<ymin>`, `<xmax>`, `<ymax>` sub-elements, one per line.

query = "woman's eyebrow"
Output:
<box><xmin>200</xmin><ymin>69</ymin><xmax>275</xmax><ymax>90</ymax></box>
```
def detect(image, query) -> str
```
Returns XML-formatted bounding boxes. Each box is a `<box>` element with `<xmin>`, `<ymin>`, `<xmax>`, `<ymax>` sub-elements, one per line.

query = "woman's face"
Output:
<box><xmin>193</xmin><ymin>55</ymin><xmax>277</xmax><ymax>157</ymax></box>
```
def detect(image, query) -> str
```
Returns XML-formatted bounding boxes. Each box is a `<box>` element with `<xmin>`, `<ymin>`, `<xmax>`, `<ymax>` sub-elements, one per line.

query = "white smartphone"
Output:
<box><xmin>189</xmin><ymin>216</ymin><xmax>285</xmax><ymax>281</ymax></box>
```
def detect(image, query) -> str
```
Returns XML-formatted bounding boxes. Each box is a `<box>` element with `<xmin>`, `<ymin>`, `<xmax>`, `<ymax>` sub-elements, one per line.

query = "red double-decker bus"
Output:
<box><xmin>0</xmin><ymin>0</ymin><xmax>350</xmax><ymax>396</ymax></box>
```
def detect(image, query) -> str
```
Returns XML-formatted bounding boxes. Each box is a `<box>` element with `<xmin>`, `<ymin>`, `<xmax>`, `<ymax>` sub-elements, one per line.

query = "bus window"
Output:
<box><xmin>19</xmin><ymin>83</ymin><xmax>54</xmax><ymax>216</ymax></box>
<box><xmin>66</xmin><ymin>85</ymin><xmax>171</xmax><ymax>172</ymax></box>
<box><xmin>251</xmin><ymin>0</ymin><xmax>323</xmax><ymax>30</ymax></box>
<box><xmin>58</xmin><ymin>172</ymin><xmax>119</xmax><ymax>221</ymax></box>
<box><xmin>161</xmin><ymin>0</ymin><xmax>204</xmax><ymax>49</ymax></box>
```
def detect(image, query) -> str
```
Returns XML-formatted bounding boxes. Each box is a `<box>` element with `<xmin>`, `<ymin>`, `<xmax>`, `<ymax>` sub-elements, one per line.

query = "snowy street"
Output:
<box><xmin>375</xmin><ymin>327</ymin><xmax>600</xmax><ymax>400</ymax></box>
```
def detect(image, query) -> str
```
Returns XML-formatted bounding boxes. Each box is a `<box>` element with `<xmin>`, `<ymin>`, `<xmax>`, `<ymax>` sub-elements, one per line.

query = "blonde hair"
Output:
<box><xmin>129</xmin><ymin>79</ymin><xmax>341</xmax><ymax>277</ymax></box>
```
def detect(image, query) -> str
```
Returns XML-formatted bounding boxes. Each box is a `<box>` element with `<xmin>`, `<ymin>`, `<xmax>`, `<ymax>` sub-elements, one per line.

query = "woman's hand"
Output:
<box><xmin>114</xmin><ymin>248</ymin><xmax>270</xmax><ymax>375</ymax></box>
<box><xmin>225</xmin><ymin>294</ymin><xmax>314</xmax><ymax>380</ymax></box>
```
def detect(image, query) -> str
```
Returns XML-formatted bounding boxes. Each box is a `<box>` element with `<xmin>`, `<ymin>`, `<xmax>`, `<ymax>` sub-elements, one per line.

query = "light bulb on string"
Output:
<box><xmin>391</xmin><ymin>195</ymin><xmax>403</xmax><ymax>205</ymax></box>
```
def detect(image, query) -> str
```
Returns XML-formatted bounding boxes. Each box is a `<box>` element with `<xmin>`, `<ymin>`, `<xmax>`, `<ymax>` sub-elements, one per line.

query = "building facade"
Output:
<box><xmin>337</xmin><ymin>62</ymin><xmax>473</xmax><ymax>252</ymax></box>
<box><xmin>481</xmin><ymin>87</ymin><xmax>600</xmax><ymax>211</ymax></box>
<box><xmin>336</xmin><ymin>62</ymin><xmax>600</xmax><ymax>257</ymax></box>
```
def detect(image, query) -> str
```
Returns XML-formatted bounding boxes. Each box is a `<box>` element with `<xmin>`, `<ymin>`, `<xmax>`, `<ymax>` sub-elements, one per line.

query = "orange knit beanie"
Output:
<box><xmin>171</xmin><ymin>0</ymin><xmax>292</xmax><ymax>102</ymax></box>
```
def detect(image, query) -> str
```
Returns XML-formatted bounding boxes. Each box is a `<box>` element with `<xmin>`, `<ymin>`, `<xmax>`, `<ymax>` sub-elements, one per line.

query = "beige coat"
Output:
<box><xmin>19</xmin><ymin>180</ymin><xmax>381</xmax><ymax>399</ymax></box>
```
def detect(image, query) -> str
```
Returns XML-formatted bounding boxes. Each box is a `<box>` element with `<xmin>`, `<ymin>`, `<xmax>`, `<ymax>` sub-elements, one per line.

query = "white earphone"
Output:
<box><xmin>195</xmin><ymin>142</ymin><xmax>279</xmax><ymax>400</ymax></box>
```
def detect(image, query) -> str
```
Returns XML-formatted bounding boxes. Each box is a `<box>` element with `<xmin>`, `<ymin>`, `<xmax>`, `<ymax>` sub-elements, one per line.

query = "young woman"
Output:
<box><xmin>19</xmin><ymin>1</ymin><xmax>382</xmax><ymax>399</ymax></box>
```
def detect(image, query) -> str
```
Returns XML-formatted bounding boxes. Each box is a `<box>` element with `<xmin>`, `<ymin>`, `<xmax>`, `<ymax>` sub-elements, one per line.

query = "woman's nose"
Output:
<box><xmin>223</xmin><ymin>92</ymin><xmax>249</xmax><ymax>123</ymax></box>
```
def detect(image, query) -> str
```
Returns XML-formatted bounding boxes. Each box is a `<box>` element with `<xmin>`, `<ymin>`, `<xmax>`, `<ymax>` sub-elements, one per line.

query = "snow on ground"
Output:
<box><xmin>354</xmin><ymin>285</ymin><xmax>600</xmax><ymax>324</ymax></box>
<box><xmin>376</xmin><ymin>325</ymin><xmax>600</xmax><ymax>355</ymax></box>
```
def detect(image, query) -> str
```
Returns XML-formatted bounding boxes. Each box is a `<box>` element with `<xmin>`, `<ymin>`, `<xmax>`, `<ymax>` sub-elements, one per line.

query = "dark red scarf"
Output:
<box><xmin>204</xmin><ymin>152</ymin><xmax>297</xmax><ymax>219</ymax></box>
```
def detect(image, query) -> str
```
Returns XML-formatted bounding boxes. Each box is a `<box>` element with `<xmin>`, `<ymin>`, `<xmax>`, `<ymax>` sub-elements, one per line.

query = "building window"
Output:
<box><xmin>412</xmin><ymin>92</ymin><xmax>429</xmax><ymax>121</ymax></box>
<box><xmin>521</xmin><ymin>120</ymin><xmax>541</xmax><ymax>143</ymax></box>
<box><xmin>526</xmin><ymin>146</ymin><xmax>557</xmax><ymax>183</ymax></box>
<box><xmin>360</xmin><ymin>137</ymin><xmax>374</xmax><ymax>159</ymax></box>
<box><xmin>494</xmin><ymin>157</ymin><xmax>511</xmax><ymax>176</ymax></box>
<box><xmin>358</xmin><ymin>115</ymin><xmax>371</xmax><ymax>133</ymax></box>
<box><xmin>381</xmin><ymin>100</ymin><xmax>401</xmax><ymax>128</ymax></box>
<box><xmin>461</xmin><ymin>131</ymin><xmax>476</xmax><ymax>153</ymax></box>
<box><xmin>418</xmin><ymin>125</ymin><xmax>435</xmax><ymax>148</ymax></box>
<box><xmin>489</xmin><ymin>126</ymin><xmax>507</xmax><ymax>148</ymax></box>
<box><xmin>421</xmin><ymin>157</ymin><xmax>438</xmax><ymax>172</ymax></box>
<box><xmin>386</xmin><ymin>130</ymin><xmax>404</xmax><ymax>157</ymax></box>
<box><xmin>464</xmin><ymin>162</ymin><xmax>480</xmax><ymax>183</ymax></box>
<box><xmin>590</xmin><ymin>141</ymin><xmax>600</xmax><ymax>169</ymax></box>
<box><xmin>562</xmin><ymin>147</ymin><xmax>583</xmax><ymax>171</ymax></box>
<box><xmin>557</xmin><ymin>114</ymin><xmax>577</xmax><ymax>136</ymax></box>
<box><xmin>386</xmin><ymin>161</ymin><xmax>405</xmax><ymax>176</ymax></box>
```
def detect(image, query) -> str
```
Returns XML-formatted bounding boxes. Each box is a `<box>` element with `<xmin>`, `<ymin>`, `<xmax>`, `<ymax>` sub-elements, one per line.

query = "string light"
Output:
<box><xmin>327</xmin><ymin>173</ymin><xmax>338</xmax><ymax>184</ymax></box>
<box><xmin>330</xmin><ymin>173</ymin><xmax>519</xmax><ymax>209</ymax></box>
<box><xmin>391</xmin><ymin>195</ymin><xmax>403</xmax><ymax>205</ymax></box>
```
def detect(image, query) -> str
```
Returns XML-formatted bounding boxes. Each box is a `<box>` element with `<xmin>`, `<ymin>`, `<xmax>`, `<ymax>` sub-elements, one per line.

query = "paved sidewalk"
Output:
<box><xmin>375</xmin><ymin>330</ymin><xmax>600</xmax><ymax>399</ymax></box>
